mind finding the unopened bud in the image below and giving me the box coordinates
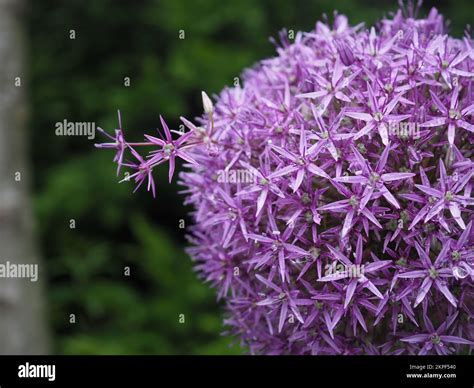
[202,91,213,114]
[335,39,355,66]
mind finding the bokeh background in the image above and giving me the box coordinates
[23,0,472,354]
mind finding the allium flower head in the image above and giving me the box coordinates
[97,3,474,355]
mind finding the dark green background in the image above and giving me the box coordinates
[27,0,473,354]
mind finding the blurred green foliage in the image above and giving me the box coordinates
[27,0,473,354]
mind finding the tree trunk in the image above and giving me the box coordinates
[0,0,50,354]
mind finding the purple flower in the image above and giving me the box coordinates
[318,235,391,309]
[297,60,358,116]
[95,114,197,194]
[413,160,473,230]
[96,5,474,354]
[334,145,415,210]
[120,145,156,197]
[270,127,331,192]
[145,115,198,183]
[345,85,409,145]
[236,158,285,217]
[398,239,458,307]
[95,110,126,175]
[401,312,473,355]
[420,86,474,145]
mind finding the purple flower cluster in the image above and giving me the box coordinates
[96,5,474,354]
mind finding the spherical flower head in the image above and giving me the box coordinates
[180,5,474,355]
[97,4,474,355]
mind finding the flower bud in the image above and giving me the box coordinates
[335,39,355,66]
[201,91,213,114]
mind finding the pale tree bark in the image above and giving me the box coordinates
[0,0,50,354]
